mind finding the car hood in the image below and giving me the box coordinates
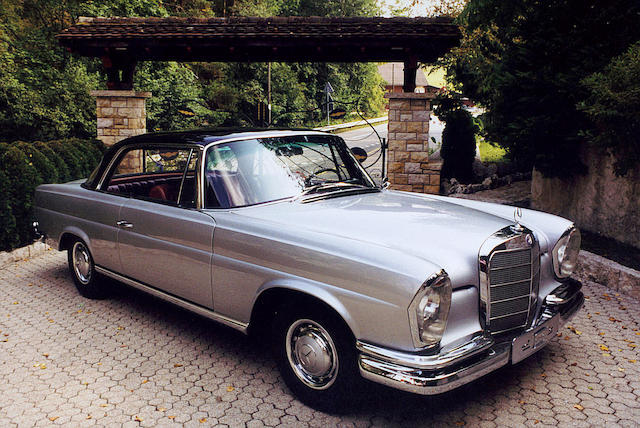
[232,190,520,288]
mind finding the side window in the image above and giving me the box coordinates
[105,146,198,207]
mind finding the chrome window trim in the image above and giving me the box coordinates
[478,226,540,334]
[96,142,204,209]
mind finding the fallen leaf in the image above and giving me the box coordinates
[599,345,610,352]
[48,319,54,323]
[117,326,124,330]
[141,380,148,384]
[168,416,176,420]
[134,416,143,422]
[48,416,59,421]
[534,420,540,425]
[455,422,465,427]
[40,364,47,369]
[629,360,637,364]
[199,418,207,423]
[599,332,605,336]
[574,404,584,411]
[173,364,183,368]
[86,415,92,420]
[100,404,108,408]
[618,367,625,372]
[588,386,594,390]
[541,373,547,378]
[226,386,234,392]
[602,353,611,357]
[42,353,49,358]
[570,362,577,366]
[157,407,166,412]
[518,400,526,404]
[567,326,582,335]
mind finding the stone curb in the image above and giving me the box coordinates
[0,240,50,270]
[576,249,640,300]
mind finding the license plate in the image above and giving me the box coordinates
[511,314,560,364]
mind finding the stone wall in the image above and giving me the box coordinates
[532,144,640,249]
[385,92,441,194]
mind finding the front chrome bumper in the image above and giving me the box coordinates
[357,280,584,395]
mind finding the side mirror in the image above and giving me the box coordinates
[351,146,368,163]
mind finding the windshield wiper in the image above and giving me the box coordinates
[294,181,376,201]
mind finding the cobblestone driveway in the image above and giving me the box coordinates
[1,251,639,427]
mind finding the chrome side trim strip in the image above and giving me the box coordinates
[95,266,249,334]
[356,333,494,371]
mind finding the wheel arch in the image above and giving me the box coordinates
[248,285,358,343]
[59,227,92,252]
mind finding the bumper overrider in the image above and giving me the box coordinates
[357,279,584,395]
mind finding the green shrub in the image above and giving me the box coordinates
[440,109,478,183]
[0,145,42,246]
[0,138,105,251]
[34,141,71,182]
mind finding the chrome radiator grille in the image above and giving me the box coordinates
[488,249,532,333]
[479,227,540,335]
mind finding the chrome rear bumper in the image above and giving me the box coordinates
[357,280,584,395]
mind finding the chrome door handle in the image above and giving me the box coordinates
[116,220,134,229]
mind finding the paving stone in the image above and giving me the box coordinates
[2,251,640,426]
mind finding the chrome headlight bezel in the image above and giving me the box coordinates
[552,226,581,279]
[408,270,452,349]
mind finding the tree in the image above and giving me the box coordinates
[443,0,640,177]
[434,93,477,182]
[580,42,640,176]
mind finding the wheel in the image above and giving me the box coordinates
[273,307,359,411]
[68,239,107,299]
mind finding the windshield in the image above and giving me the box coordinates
[204,135,375,208]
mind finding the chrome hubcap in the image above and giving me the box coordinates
[285,319,338,390]
[72,242,92,285]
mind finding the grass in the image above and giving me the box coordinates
[477,137,507,163]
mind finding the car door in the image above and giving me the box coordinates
[103,145,215,308]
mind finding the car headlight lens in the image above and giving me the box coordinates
[552,227,581,278]
[408,270,452,349]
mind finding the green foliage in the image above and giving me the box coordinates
[435,95,478,183]
[580,42,640,176]
[0,138,105,251]
[444,0,640,177]
[477,137,506,163]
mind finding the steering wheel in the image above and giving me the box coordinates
[305,168,340,185]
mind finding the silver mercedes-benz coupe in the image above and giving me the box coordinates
[34,129,583,407]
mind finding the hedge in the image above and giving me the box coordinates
[0,138,106,252]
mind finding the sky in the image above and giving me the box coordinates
[378,0,440,17]
[378,0,464,17]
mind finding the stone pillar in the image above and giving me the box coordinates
[90,90,151,173]
[90,90,152,147]
[385,92,441,194]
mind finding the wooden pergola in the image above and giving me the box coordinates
[57,16,460,91]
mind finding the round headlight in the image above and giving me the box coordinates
[552,227,581,278]
[408,271,452,348]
